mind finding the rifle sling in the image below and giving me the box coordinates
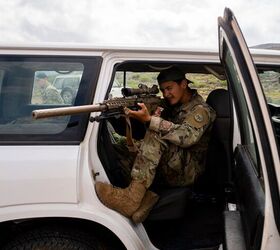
[125,116,138,153]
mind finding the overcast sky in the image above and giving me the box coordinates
[0,0,279,49]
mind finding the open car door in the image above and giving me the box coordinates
[218,7,280,250]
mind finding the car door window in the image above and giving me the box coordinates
[110,71,227,100]
[224,49,259,170]
[0,56,102,144]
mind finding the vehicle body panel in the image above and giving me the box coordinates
[0,146,79,206]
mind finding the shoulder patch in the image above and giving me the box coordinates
[160,120,173,131]
[186,105,210,129]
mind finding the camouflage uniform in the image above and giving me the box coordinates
[129,89,216,188]
[41,84,64,104]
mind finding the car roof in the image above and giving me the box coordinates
[1,42,279,54]
[0,43,279,70]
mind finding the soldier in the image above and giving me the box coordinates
[36,72,64,104]
[95,66,216,223]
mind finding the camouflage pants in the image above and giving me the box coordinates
[114,130,200,189]
[130,130,167,188]
[113,130,166,188]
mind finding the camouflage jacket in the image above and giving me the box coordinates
[148,89,216,186]
[42,84,64,104]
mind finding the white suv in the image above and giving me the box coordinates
[0,8,279,250]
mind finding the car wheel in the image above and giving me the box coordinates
[61,89,73,104]
[3,227,103,250]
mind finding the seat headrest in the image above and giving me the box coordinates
[206,89,230,118]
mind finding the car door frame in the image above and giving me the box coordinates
[218,7,280,250]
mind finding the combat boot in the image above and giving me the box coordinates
[132,190,159,223]
[95,180,146,218]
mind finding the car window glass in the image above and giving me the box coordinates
[53,77,64,89]
[110,71,227,100]
[259,70,280,105]
[32,71,82,105]
[0,56,101,142]
[0,61,83,135]
[188,73,227,100]
[110,72,158,98]
[258,69,280,147]
[224,46,260,174]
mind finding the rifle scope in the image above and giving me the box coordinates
[121,84,159,97]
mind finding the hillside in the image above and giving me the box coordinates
[251,43,280,50]
[116,72,227,100]
[115,70,279,104]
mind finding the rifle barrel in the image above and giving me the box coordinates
[32,104,107,119]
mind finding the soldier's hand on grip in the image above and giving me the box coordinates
[124,103,151,123]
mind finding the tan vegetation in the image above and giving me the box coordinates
[116,72,227,100]
[116,70,280,104]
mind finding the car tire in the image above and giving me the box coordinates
[3,227,104,250]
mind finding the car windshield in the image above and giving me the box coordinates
[53,78,64,89]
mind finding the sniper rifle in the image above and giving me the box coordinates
[32,84,162,121]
